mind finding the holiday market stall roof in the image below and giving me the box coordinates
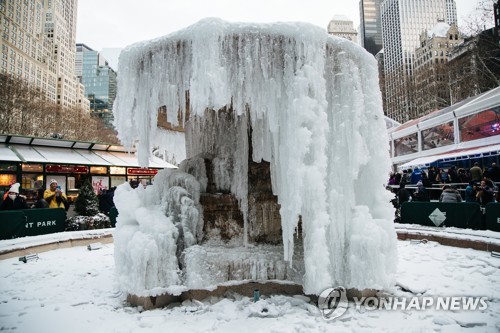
[0,134,177,169]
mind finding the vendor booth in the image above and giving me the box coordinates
[0,135,176,205]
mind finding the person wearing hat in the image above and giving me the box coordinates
[43,179,68,209]
[412,180,429,202]
[0,183,28,210]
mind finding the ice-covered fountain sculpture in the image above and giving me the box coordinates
[113,18,397,307]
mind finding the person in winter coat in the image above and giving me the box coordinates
[487,163,500,182]
[397,182,411,206]
[99,187,115,215]
[470,162,483,182]
[0,183,28,210]
[476,179,495,206]
[410,167,423,184]
[439,185,462,203]
[464,181,477,202]
[436,168,450,184]
[412,181,430,202]
[32,189,49,208]
[44,179,68,209]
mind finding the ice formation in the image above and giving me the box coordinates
[113,18,397,295]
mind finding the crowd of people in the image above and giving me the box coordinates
[388,162,500,209]
[0,179,115,217]
[0,179,70,211]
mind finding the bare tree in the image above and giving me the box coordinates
[459,0,495,36]
[452,0,500,95]
[0,73,119,144]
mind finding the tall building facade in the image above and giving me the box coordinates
[445,0,457,25]
[76,43,117,128]
[1,0,57,101]
[414,22,462,116]
[327,15,358,43]
[381,0,457,123]
[0,0,85,109]
[359,0,384,56]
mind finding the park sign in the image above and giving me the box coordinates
[0,208,66,240]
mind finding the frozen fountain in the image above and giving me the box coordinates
[113,18,397,308]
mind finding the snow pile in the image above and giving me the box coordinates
[114,18,397,294]
[113,169,202,296]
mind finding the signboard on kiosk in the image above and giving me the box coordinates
[46,165,88,173]
[127,168,158,175]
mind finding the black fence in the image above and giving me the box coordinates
[0,208,66,240]
[400,202,500,231]
[0,207,118,240]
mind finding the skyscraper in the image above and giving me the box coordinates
[359,0,384,56]
[381,0,457,123]
[43,0,81,108]
[445,0,457,25]
[1,0,85,108]
[1,0,57,101]
[76,44,117,128]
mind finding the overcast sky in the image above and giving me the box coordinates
[76,0,483,51]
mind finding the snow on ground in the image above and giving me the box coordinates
[395,224,500,246]
[0,238,499,333]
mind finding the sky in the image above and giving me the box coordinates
[1,231,499,332]
[76,0,483,52]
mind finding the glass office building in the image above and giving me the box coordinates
[76,43,117,128]
[359,0,384,56]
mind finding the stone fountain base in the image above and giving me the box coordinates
[125,242,376,309]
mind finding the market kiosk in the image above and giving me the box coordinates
[0,135,176,206]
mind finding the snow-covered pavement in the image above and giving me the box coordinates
[0,239,499,333]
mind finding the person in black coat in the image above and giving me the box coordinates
[32,189,49,208]
[412,181,430,202]
[99,187,116,215]
[476,179,495,206]
[397,182,411,206]
[0,183,28,210]
[488,163,500,182]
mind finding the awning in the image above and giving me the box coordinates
[398,143,500,169]
[10,144,48,163]
[1,145,177,169]
[92,151,177,168]
[92,151,129,167]
[16,146,109,166]
[0,144,21,162]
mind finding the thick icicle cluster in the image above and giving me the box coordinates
[114,18,397,294]
[113,169,202,296]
